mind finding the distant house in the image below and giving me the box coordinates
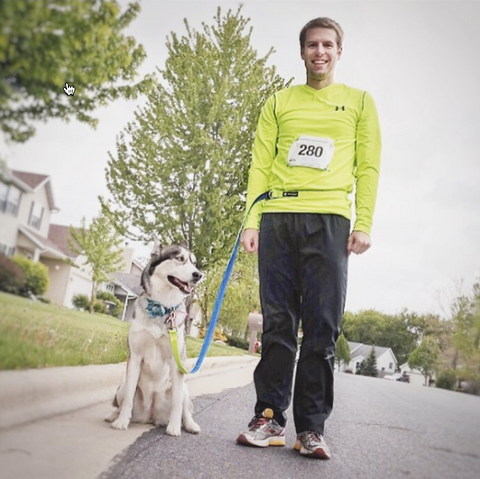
[0,170,93,306]
[0,168,145,315]
[1,169,59,259]
[337,342,398,377]
[107,248,145,321]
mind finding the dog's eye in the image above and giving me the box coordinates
[176,256,185,262]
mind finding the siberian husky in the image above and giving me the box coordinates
[106,239,203,436]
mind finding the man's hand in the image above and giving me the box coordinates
[347,231,371,256]
[241,228,259,253]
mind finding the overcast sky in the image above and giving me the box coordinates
[3,0,480,318]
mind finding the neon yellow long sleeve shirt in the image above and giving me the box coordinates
[244,83,382,235]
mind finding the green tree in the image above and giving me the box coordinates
[408,336,440,386]
[360,346,379,378]
[342,310,387,346]
[379,310,418,365]
[101,7,290,267]
[0,0,152,142]
[335,333,351,371]
[450,280,480,388]
[197,251,260,336]
[343,308,449,367]
[68,214,125,312]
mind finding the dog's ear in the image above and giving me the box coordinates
[179,238,189,250]
[152,235,162,256]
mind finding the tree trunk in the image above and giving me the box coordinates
[90,281,97,314]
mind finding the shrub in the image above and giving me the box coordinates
[72,293,91,311]
[12,255,49,296]
[436,369,456,391]
[96,291,123,317]
[226,335,249,351]
[93,300,107,314]
[72,292,122,316]
[0,253,25,295]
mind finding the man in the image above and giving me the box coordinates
[236,17,381,459]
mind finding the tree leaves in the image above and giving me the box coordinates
[68,213,125,307]
[0,0,153,142]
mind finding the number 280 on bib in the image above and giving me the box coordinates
[287,136,335,171]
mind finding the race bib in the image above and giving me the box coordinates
[287,136,335,170]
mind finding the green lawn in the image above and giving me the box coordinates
[0,292,248,370]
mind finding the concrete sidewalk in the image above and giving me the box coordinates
[0,355,259,479]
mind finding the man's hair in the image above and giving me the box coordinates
[299,17,344,49]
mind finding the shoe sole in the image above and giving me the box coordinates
[237,434,286,448]
[294,441,331,459]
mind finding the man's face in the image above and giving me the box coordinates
[301,27,342,85]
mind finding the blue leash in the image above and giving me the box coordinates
[180,191,269,374]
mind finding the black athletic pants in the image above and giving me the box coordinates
[253,213,350,435]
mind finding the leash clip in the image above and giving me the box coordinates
[165,311,177,329]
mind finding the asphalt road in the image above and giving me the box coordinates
[99,373,480,479]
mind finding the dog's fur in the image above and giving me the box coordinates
[105,239,202,436]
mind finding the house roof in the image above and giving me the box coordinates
[12,171,49,189]
[348,342,363,355]
[18,226,68,260]
[48,224,78,258]
[11,170,58,212]
[111,272,144,296]
[348,341,398,363]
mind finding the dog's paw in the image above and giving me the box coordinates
[166,423,182,436]
[111,417,130,430]
[184,420,201,434]
[104,410,119,423]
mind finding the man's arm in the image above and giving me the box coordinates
[243,94,278,232]
[349,91,382,254]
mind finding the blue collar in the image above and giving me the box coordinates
[145,299,180,318]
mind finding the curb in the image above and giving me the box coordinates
[0,355,259,431]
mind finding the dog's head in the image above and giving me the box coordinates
[141,239,203,304]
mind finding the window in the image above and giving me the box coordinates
[0,181,21,216]
[389,362,393,370]
[28,201,44,230]
[0,243,15,257]
[0,182,7,210]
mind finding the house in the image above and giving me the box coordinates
[0,169,94,306]
[0,168,145,315]
[337,341,398,377]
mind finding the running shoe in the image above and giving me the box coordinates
[294,430,331,459]
[236,408,286,447]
